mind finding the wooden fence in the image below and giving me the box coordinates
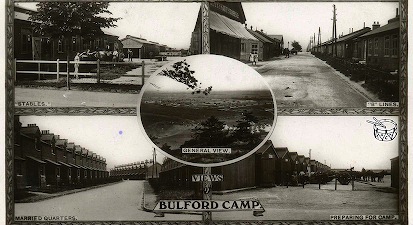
[15,59,151,88]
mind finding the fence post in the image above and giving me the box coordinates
[56,59,60,81]
[14,59,16,82]
[97,59,100,84]
[38,62,41,80]
[141,61,145,86]
[67,57,70,90]
[351,178,354,191]
[335,178,337,190]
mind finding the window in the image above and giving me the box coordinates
[241,43,246,52]
[251,44,258,54]
[84,170,87,178]
[368,39,373,56]
[77,169,80,177]
[35,138,40,151]
[72,37,77,52]
[56,167,60,177]
[384,36,390,57]
[374,38,379,56]
[58,39,64,53]
[392,34,398,57]
[68,169,71,177]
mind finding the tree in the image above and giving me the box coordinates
[232,111,261,147]
[158,60,212,95]
[181,116,229,147]
[291,41,302,52]
[29,2,119,88]
[29,2,119,40]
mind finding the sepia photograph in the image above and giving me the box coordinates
[139,54,276,165]
[12,1,400,108]
[11,116,399,222]
[4,0,407,224]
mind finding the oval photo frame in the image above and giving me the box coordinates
[137,54,277,167]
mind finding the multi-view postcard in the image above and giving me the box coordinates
[4,0,407,224]
[12,1,401,108]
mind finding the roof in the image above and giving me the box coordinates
[66,143,75,149]
[121,35,157,47]
[209,11,257,41]
[55,139,67,146]
[82,148,88,155]
[247,29,273,43]
[274,147,289,159]
[27,156,46,164]
[256,30,281,43]
[44,159,61,166]
[74,145,82,153]
[336,27,371,43]
[289,152,298,161]
[256,140,274,154]
[268,35,283,42]
[298,155,305,163]
[40,133,54,142]
[102,30,119,38]
[360,20,399,38]
[20,126,40,135]
[58,161,72,167]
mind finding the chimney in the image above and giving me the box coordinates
[55,135,60,139]
[245,23,247,28]
[260,29,263,32]
[372,21,380,30]
[250,26,253,30]
[352,28,353,32]
[396,8,399,17]
[363,22,365,28]
[41,130,49,134]
[28,124,36,127]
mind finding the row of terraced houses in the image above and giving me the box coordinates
[159,140,330,192]
[14,116,110,191]
[109,160,162,180]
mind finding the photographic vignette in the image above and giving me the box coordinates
[5,0,408,224]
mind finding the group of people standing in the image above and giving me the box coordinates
[73,48,134,79]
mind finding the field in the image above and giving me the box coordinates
[140,90,275,163]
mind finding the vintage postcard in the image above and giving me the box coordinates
[4,0,408,224]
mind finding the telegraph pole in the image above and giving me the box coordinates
[318,27,321,51]
[332,4,337,57]
[308,149,312,176]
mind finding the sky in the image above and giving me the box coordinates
[17,2,398,50]
[19,115,398,171]
[145,54,270,92]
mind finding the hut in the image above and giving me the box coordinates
[120,35,161,59]
[189,2,257,60]
[255,140,278,187]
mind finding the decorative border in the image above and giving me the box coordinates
[14,107,400,115]
[5,1,407,225]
